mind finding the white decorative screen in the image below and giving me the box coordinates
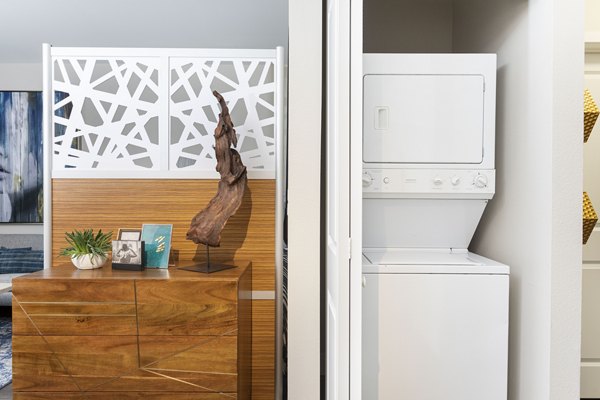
[49,48,282,179]
[53,57,163,171]
[170,58,276,171]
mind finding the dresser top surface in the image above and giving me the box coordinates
[15,260,250,282]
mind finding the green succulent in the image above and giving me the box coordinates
[59,229,113,258]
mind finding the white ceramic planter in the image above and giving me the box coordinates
[71,254,108,270]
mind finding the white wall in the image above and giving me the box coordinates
[454,1,583,399]
[0,64,42,90]
[585,0,600,33]
[0,0,288,63]
[363,0,453,53]
[0,2,288,87]
[287,0,321,399]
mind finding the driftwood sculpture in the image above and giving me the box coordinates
[186,90,247,247]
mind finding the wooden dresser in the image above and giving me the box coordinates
[11,262,251,400]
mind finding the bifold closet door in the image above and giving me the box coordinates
[325,0,351,398]
[325,0,362,398]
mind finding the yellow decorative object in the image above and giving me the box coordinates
[583,192,598,245]
[584,89,599,143]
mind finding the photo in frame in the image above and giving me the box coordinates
[117,228,142,241]
[112,240,144,271]
[141,224,172,268]
[0,91,43,222]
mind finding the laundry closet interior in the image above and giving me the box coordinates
[325,0,582,399]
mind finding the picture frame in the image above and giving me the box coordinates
[117,228,142,241]
[112,240,144,271]
[141,224,173,269]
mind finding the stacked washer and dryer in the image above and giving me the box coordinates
[361,54,509,399]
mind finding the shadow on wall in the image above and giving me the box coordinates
[192,185,252,263]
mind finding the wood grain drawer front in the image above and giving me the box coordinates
[72,368,236,393]
[11,267,251,398]
[13,392,237,399]
[139,335,238,392]
[136,280,239,335]
[12,280,135,303]
[12,302,137,336]
[13,335,139,392]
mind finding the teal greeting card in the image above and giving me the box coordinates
[141,224,173,268]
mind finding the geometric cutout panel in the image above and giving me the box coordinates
[170,58,277,172]
[50,49,281,178]
[53,57,162,170]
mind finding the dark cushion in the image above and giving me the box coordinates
[0,247,32,252]
[0,249,43,274]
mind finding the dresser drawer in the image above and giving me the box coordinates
[12,279,134,303]
[12,335,139,392]
[13,392,236,399]
[12,279,136,336]
[138,335,238,392]
[136,280,238,335]
[12,301,137,336]
[11,263,251,398]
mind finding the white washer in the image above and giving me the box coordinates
[362,248,509,400]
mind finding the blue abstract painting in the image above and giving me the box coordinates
[0,92,43,223]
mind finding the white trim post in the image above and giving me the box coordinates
[42,43,52,269]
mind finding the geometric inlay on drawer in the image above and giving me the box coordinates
[136,280,238,336]
[12,335,79,392]
[43,335,139,392]
[13,296,137,336]
[11,300,39,336]
[11,280,135,303]
[139,335,238,393]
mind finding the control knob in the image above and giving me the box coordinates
[363,171,373,188]
[433,177,443,186]
[473,174,488,188]
[451,176,461,186]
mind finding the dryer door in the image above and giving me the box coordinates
[363,74,485,164]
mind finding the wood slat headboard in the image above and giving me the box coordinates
[52,179,275,290]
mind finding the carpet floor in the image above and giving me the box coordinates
[0,317,11,390]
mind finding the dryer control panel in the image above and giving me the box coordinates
[363,168,495,198]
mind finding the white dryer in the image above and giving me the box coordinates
[362,54,509,400]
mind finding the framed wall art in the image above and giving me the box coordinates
[0,91,43,223]
[141,224,172,268]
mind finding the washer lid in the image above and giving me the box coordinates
[362,248,510,274]
[363,248,482,266]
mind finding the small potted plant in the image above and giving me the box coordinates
[59,229,112,270]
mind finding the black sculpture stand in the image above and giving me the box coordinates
[178,244,236,274]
